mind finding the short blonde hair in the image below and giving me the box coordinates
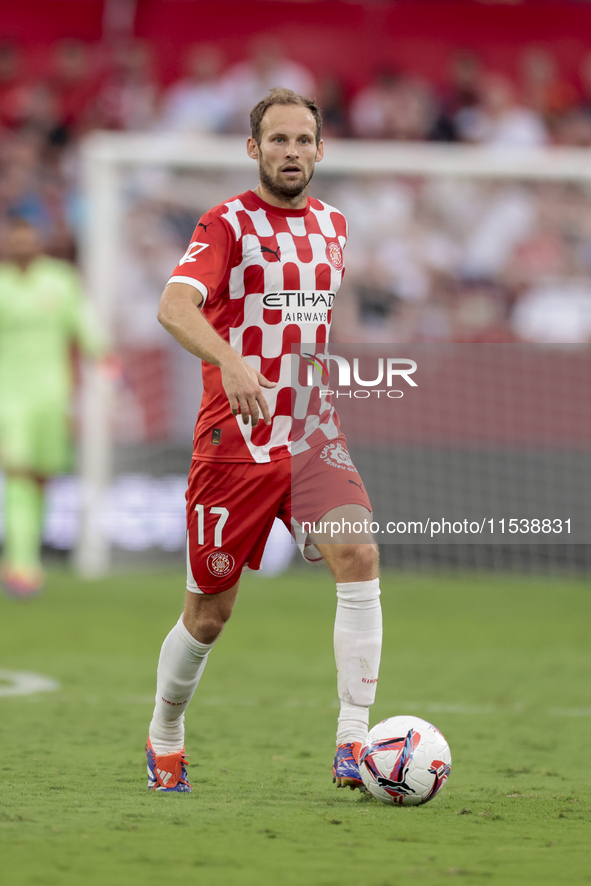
[250,87,322,146]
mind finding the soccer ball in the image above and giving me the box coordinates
[359,715,451,806]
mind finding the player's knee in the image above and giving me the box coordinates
[183,603,233,645]
[185,613,228,644]
[333,542,379,580]
[199,619,226,645]
[354,542,379,577]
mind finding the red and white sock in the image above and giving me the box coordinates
[334,578,382,746]
[149,616,215,755]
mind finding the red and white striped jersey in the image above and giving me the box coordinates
[168,189,345,463]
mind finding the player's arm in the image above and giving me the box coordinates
[157,282,275,427]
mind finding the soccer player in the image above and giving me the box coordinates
[0,218,100,597]
[146,88,382,793]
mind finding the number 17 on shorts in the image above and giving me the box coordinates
[185,458,291,594]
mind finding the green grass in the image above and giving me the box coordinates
[1,567,591,886]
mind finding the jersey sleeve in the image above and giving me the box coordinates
[167,211,236,305]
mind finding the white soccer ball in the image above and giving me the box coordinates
[359,715,451,806]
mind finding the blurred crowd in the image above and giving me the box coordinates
[326,176,591,345]
[5,35,591,146]
[3,33,591,373]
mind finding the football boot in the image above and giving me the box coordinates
[146,736,192,792]
[332,741,366,790]
[0,565,44,599]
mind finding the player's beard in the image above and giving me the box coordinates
[258,157,315,202]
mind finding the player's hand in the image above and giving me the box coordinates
[221,356,276,427]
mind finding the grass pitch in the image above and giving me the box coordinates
[1,566,590,886]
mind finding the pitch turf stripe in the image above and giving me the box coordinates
[4,683,589,718]
[548,706,591,717]
[115,695,591,718]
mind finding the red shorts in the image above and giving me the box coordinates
[185,437,371,594]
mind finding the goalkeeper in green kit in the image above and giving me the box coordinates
[0,218,101,597]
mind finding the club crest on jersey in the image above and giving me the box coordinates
[326,241,343,270]
[207,551,235,577]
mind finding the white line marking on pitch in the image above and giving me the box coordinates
[0,669,60,698]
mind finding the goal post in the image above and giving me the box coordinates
[75,140,121,576]
[75,134,591,576]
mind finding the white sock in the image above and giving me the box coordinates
[337,701,370,745]
[334,578,382,745]
[149,615,215,754]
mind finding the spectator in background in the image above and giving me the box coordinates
[451,281,518,343]
[350,69,399,138]
[0,41,31,130]
[553,107,591,146]
[553,53,591,144]
[445,50,483,117]
[0,218,102,597]
[578,51,591,118]
[11,82,60,146]
[521,46,577,135]
[157,44,231,134]
[222,37,315,133]
[461,185,536,280]
[0,138,52,232]
[456,72,548,146]
[432,49,483,141]
[511,279,591,343]
[92,40,158,131]
[315,75,348,138]
[350,69,436,140]
[560,50,591,146]
[48,40,98,143]
[0,42,74,146]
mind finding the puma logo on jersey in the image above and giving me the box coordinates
[198,222,212,232]
[348,479,363,490]
[260,245,281,262]
[179,241,209,264]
